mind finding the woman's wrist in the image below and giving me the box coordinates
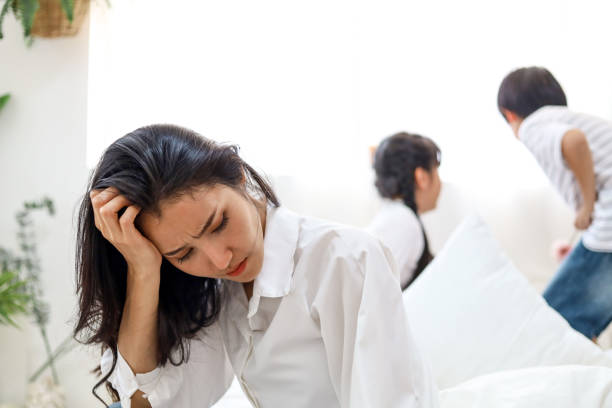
[127,263,161,282]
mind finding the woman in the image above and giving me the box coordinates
[368,132,441,290]
[74,124,438,407]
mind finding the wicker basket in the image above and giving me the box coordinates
[31,0,90,38]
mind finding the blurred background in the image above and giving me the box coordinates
[1,0,612,406]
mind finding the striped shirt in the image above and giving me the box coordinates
[519,106,612,251]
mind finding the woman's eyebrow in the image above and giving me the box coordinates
[163,207,217,256]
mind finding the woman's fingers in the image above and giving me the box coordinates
[90,187,119,208]
[90,188,134,240]
[99,195,133,240]
[89,189,161,273]
[91,188,118,231]
[119,205,162,272]
[119,205,142,236]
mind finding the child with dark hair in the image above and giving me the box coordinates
[498,66,612,341]
[367,132,441,290]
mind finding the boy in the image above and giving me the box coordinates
[498,66,612,341]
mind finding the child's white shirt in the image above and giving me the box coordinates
[101,206,439,408]
[519,106,612,251]
[367,199,425,288]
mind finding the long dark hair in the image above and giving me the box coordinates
[497,66,567,120]
[73,124,279,405]
[373,132,440,290]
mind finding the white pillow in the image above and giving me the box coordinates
[403,214,612,389]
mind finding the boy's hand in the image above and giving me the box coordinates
[551,240,572,263]
[574,204,593,230]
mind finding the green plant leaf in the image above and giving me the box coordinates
[17,0,39,38]
[0,0,13,40]
[0,93,10,112]
[0,270,31,328]
[0,308,18,327]
[0,270,16,286]
[60,0,74,22]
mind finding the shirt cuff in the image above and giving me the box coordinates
[101,347,162,406]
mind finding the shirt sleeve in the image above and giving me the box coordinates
[100,321,234,408]
[311,233,439,408]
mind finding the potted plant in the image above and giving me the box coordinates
[0,0,91,42]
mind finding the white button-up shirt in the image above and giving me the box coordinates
[102,206,439,408]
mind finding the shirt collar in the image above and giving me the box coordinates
[247,205,300,318]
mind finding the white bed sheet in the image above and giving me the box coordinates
[440,365,612,408]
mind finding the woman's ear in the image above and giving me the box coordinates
[414,167,430,191]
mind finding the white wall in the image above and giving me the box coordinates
[0,14,99,407]
[84,1,612,289]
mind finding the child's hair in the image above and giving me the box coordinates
[497,66,567,120]
[373,132,440,289]
[73,124,279,405]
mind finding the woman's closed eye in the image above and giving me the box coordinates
[177,215,228,264]
[177,248,193,264]
[213,214,229,233]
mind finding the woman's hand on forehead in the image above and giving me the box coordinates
[90,187,162,279]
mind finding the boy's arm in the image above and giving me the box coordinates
[561,129,596,229]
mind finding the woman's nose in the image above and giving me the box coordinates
[202,241,232,271]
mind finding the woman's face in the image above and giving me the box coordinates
[139,184,265,283]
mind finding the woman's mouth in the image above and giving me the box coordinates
[227,258,247,277]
